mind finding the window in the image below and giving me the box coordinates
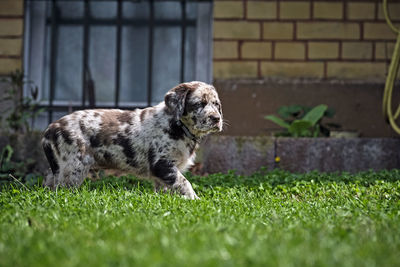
[24,0,213,127]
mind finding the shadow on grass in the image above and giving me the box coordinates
[188,168,400,188]
[1,168,400,192]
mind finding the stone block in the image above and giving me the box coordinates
[214,1,243,19]
[375,42,395,59]
[0,0,23,16]
[213,61,258,79]
[0,132,48,175]
[263,22,293,40]
[364,23,397,40]
[214,21,260,39]
[247,1,277,20]
[280,1,310,19]
[347,2,375,20]
[314,2,343,20]
[214,41,238,59]
[308,42,339,59]
[241,42,271,59]
[378,3,400,20]
[297,22,360,40]
[0,58,21,75]
[0,38,22,56]
[342,42,373,60]
[275,42,306,60]
[201,136,275,175]
[276,138,400,173]
[0,19,23,36]
[200,136,400,174]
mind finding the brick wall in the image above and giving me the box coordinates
[0,0,23,76]
[213,0,399,80]
[0,0,397,81]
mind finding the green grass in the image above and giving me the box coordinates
[1,169,400,267]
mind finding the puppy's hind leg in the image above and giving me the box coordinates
[42,141,60,190]
[154,180,168,193]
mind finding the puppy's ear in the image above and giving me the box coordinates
[164,83,193,121]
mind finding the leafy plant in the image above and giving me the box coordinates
[0,144,39,185]
[0,70,45,133]
[265,104,340,137]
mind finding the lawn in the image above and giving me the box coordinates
[1,169,400,267]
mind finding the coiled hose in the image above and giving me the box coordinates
[382,0,400,134]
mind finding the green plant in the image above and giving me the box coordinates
[0,144,38,185]
[265,104,340,137]
[0,70,45,133]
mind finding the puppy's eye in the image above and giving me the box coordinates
[214,102,222,113]
[192,102,204,110]
[197,102,207,109]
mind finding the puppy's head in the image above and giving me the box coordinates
[164,81,223,136]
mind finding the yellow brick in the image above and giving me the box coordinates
[261,62,324,78]
[364,23,397,40]
[275,42,305,60]
[0,19,23,36]
[378,3,400,20]
[308,42,339,59]
[280,2,310,19]
[214,21,260,39]
[214,1,243,19]
[314,2,343,20]
[213,61,258,79]
[342,42,372,60]
[0,58,21,75]
[263,22,293,40]
[0,38,22,56]
[0,0,23,16]
[213,41,238,59]
[327,62,386,80]
[375,42,395,59]
[297,22,360,40]
[247,1,277,20]
[241,42,271,59]
[347,3,375,20]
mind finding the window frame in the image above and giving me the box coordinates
[23,0,213,125]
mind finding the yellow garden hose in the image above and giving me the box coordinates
[382,0,400,134]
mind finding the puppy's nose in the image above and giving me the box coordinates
[209,114,220,124]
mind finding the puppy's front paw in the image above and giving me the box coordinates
[182,192,200,200]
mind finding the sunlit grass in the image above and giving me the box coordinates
[1,169,400,267]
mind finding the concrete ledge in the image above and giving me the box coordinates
[201,136,275,175]
[200,136,400,174]
[1,132,399,176]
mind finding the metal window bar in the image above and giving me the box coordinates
[43,0,200,123]
[180,0,186,83]
[82,0,89,108]
[114,0,122,107]
[48,0,59,124]
[147,0,154,107]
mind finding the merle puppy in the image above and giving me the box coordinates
[41,81,223,199]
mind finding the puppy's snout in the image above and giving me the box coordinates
[209,114,220,124]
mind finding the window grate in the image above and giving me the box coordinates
[24,0,212,126]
